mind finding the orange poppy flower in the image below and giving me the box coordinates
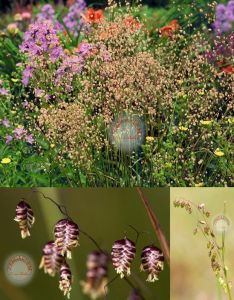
[159,19,179,37]
[84,8,104,24]
[222,65,234,73]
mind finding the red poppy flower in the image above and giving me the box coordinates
[159,19,179,37]
[84,8,104,24]
[222,65,234,73]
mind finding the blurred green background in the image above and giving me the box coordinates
[0,188,170,300]
[171,188,234,300]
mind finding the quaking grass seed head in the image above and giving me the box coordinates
[54,218,80,259]
[140,245,164,282]
[59,262,72,299]
[39,241,64,277]
[111,238,136,278]
[80,250,109,299]
[14,200,35,239]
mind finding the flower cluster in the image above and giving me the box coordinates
[63,0,86,36]
[36,4,63,32]
[37,102,103,169]
[20,20,64,86]
[1,120,34,145]
[80,251,109,299]
[14,200,35,239]
[0,79,9,96]
[213,1,234,33]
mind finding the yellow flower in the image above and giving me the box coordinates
[1,158,11,164]
[50,144,55,148]
[227,117,234,124]
[195,182,204,187]
[200,120,212,125]
[179,126,188,131]
[146,136,154,143]
[214,148,224,157]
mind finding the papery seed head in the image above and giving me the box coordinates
[140,245,164,282]
[80,251,109,299]
[111,238,136,279]
[54,219,80,259]
[39,241,64,276]
[59,262,72,299]
[14,200,35,239]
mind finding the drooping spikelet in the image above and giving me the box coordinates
[39,241,64,276]
[111,238,136,279]
[128,289,142,300]
[80,250,109,299]
[140,245,164,282]
[59,262,72,299]
[54,219,79,259]
[14,200,35,239]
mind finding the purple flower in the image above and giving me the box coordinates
[0,88,9,96]
[22,66,34,86]
[213,1,234,33]
[25,134,34,144]
[22,100,29,108]
[77,42,93,56]
[63,0,86,36]
[36,4,63,32]
[20,20,64,62]
[2,118,10,127]
[5,135,13,144]
[14,127,27,140]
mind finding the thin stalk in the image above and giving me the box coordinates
[136,187,170,266]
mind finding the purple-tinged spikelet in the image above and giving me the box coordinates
[111,238,136,279]
[59,262,72,299]
[39,241,64,276]
[14,200,35,239]
[140,245,164,282]
[128,289,142,300]
[54,219,79,259]
[80,251,109,299]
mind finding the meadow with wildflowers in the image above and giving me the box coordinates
[0,0,233,187]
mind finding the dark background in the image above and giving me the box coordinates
[0,0,169,12]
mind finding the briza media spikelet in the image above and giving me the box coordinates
[14,200,35,239]
[54,218,80,259]
[59,262,72,299]
[111,238,136,278]
[140,245,164,282]
[39,241,64,276]
[80,250,109,299]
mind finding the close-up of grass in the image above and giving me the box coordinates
[0,188,170,300]
[0,0,233,187]
[171,188,234,300]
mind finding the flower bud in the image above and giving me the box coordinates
[111,238,136,279]
[39,241,64,276]
[140,245,164,282]
[54,219,79,259]
[14,200,35,239]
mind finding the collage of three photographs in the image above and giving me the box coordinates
[0,0,233,299]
